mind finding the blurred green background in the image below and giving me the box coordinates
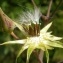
[0,0,63,63]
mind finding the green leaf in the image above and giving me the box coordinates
[38,42,54,51]
[45,34,62,41]
[16,43,29,61]
[40,22,52,33]
[0,39,26,45]
[51,36,62,41]
[47,41,63,48]
[27,44,36,63]
[38,43,46,51]
[45,49,49,63]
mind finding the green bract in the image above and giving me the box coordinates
[0,22,63,63]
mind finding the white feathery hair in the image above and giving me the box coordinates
[19,8,41,25]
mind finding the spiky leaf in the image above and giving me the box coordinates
[27,44,36,63]
[47,41,63,48]
[40,22,52,33]
[16,43,29,59]
[0,39,26,45]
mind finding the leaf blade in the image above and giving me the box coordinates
[45,49,49,63]
[0,39,26,45]
[47,41,63,48]
[40,22,52,33]
[27,44,36,63]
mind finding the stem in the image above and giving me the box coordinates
[31,0,37,8]
[33,51,42,63]
[51,0,63,19]
[47,0,53,18]
[38,50,44,63]
[41,0,53,25]
[11,32,19,40]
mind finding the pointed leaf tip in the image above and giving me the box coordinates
[27,45,36,63]
[17,44,28,59]
[0,40,25,46]
[40,22,52,33]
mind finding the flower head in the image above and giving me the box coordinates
[0,8,63,63]
[1,22,63,63]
